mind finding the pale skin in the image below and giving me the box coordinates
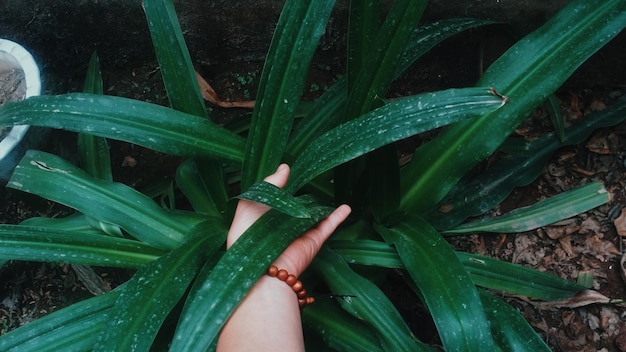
[216,164,352,352]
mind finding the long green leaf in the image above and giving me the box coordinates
[458,252,585,301]
[394,18,496,78]
[331,239,586,301]
[401,0,626,212]
[287,88,506,192]
[347,0,381,92]
[428,97,626,230]
[303,301,384,352]
[78,52,111,181]
[445,182,609,234]
[20,213,109,236]
[0,94,245,162]
[8,151,204,250]
[77,131,112,181]
[94,223,225,351]
[142,0,207,117]
[78,52,123,238]
[545,95,565,142]
[330,239,404,268]
[313,246,429,351]
[82,52,104,96]
[236,180,311,218]
[0,225,164,268]
[286,77,347,162]
[143,0,233,225]
[346,0,428,120]
[241,0,336,190]
[337,0,427,203]
[479,291,551,351]
[376,216,495,351]
[0,290,120,351]
[287,18,495,162]
[175,159,229,218]
[171,206,331,351]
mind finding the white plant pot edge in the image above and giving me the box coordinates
[0,38,41,160]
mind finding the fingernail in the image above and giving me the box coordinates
[277,163,288,172]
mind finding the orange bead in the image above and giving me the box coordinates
[267,265,278,277]
[277,269,289,281]
[267,266,315,309]
[291,280,303,292]
[285,274,298,286]
[298,297,315,308]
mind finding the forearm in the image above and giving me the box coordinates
[216,275,305,352]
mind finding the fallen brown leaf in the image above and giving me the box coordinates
[545,225,579,240]
[613,208,626,237]
[583,234,620,258]
[195,70,255,108]
[586,131,618,154]
[536,290,624,310]
[619,253,626,282]
[558,235,574,257]
[579,217,602,235]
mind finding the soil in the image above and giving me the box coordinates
[1,12,626,352]
[0,54,26,140]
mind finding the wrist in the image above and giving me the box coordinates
[266,265,314,309]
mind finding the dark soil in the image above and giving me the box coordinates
[1,9,626,351]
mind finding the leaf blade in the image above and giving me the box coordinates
[0,94,246,162]
[95,223,225,351]
[236,180,311,218]
[427,97,626,230]
[445,182,609,234]
[0,225,164,268]
[376,216,496,351]
[241,0,336,189]
[8,151,204,250]
[288,87,505,192]
[400,0,626,212]
[142,0,207,117]
[313,246,429,351]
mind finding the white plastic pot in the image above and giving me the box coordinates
[0,39,41,181]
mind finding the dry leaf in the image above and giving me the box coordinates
[558,235,574,257]
[583,234,620,258]
[536,290,623,310]
[562,309,586,337]
[619,253,626,282]
[586,131,618,154]
[195,70,255,109]
[613,208,626,237]
[545,224,579,240]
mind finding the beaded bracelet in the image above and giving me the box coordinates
[267,265,315,309]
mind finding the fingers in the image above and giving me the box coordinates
[309,204,352,244]
[274,204,351,276]
[227,164,291,248]
[226,163,351,276]
[263,163,289,189]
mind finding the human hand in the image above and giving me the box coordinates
[227,164,351,276]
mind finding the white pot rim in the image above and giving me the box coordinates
[0,38,41,160]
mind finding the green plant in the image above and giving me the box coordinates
[0,0,625,350]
